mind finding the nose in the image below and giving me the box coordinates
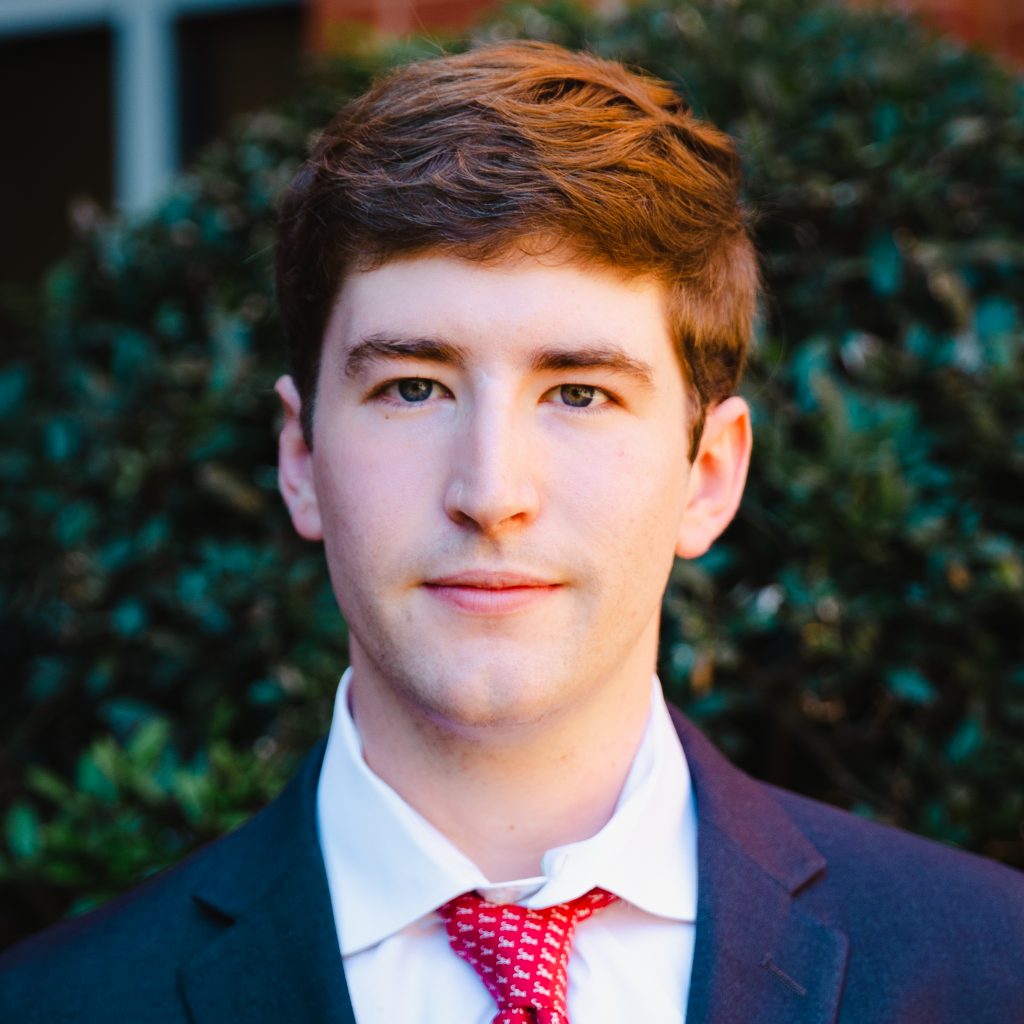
[443,398,540,536]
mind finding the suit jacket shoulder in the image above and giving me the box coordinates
[669,708,1024,1023]
[3,712,1022,1024]
[771,783,1024,1016]
[0,741,353,1024]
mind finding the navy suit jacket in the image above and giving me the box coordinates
[2,708,1022,1022]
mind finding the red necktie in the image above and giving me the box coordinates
[437,888,618,1024]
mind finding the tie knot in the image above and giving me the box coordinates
[438,888,617,1024]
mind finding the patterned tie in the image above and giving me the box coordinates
[437,888,618,1024]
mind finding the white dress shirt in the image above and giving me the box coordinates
[316,669,697,1023]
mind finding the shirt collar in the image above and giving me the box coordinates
[316,669,697,956]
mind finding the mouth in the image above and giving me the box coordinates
[422,571,562,615]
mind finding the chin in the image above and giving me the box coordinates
[398,658,580,736]
[348,620,602,735]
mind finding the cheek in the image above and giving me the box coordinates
[331,411,450,484]
[312,453,387,566]
[313,427,446,571]
[562,435,689,545]
[316,415,432,507]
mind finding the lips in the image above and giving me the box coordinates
[426,570,558,588]
[422,571,561,614]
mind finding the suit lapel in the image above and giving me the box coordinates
[179,743,357,1024]
[174,707,848,1024]
[672,711,849,1024]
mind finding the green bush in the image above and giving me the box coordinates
[2,0,1022,948]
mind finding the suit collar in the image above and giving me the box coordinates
[180,741,357,1024]
[177,708,848,1024]
[670,710,827,895]
[671,708,849,1023]
[318,670,698,957]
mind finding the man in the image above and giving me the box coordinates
[1,40,1022,1024]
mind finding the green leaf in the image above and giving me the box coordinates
[0,362,31,413]
[947,720,982,764]
[6,804,41,862]
[868,231,903,297]
[886,668,937,706]
[128,718,171,767]
[111,599,147,637]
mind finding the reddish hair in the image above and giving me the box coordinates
[275,40,758,456]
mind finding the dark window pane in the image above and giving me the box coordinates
[0,28,114,289]
[177,5,304,166]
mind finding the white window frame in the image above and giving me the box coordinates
[1,0,301,212]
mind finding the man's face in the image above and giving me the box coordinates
[278,251,747,735]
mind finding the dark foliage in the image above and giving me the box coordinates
[2,0,1022,949]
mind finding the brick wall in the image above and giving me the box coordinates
[307,0,1024,67]
[853,0,1023,67]
[308,0,492,43]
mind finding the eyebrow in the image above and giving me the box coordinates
[531,346,656,391]
[344,334,467,377]
[343,333,656,390]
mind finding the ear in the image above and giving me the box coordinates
[675,395,752,559]
[275,374,324,541]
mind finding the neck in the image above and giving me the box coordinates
[348,658,653,881]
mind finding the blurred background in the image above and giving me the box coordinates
[2,0,1023,949]
[2,0,1022,291]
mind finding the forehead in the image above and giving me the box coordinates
[325,251,677,369]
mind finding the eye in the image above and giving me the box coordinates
[555,384,610,409]
[369,377,452,407]
[396,378,435,402]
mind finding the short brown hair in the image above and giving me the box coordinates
[275,40,758,456]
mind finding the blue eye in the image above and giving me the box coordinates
[397,378,435,402]
[560,384,598,408]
